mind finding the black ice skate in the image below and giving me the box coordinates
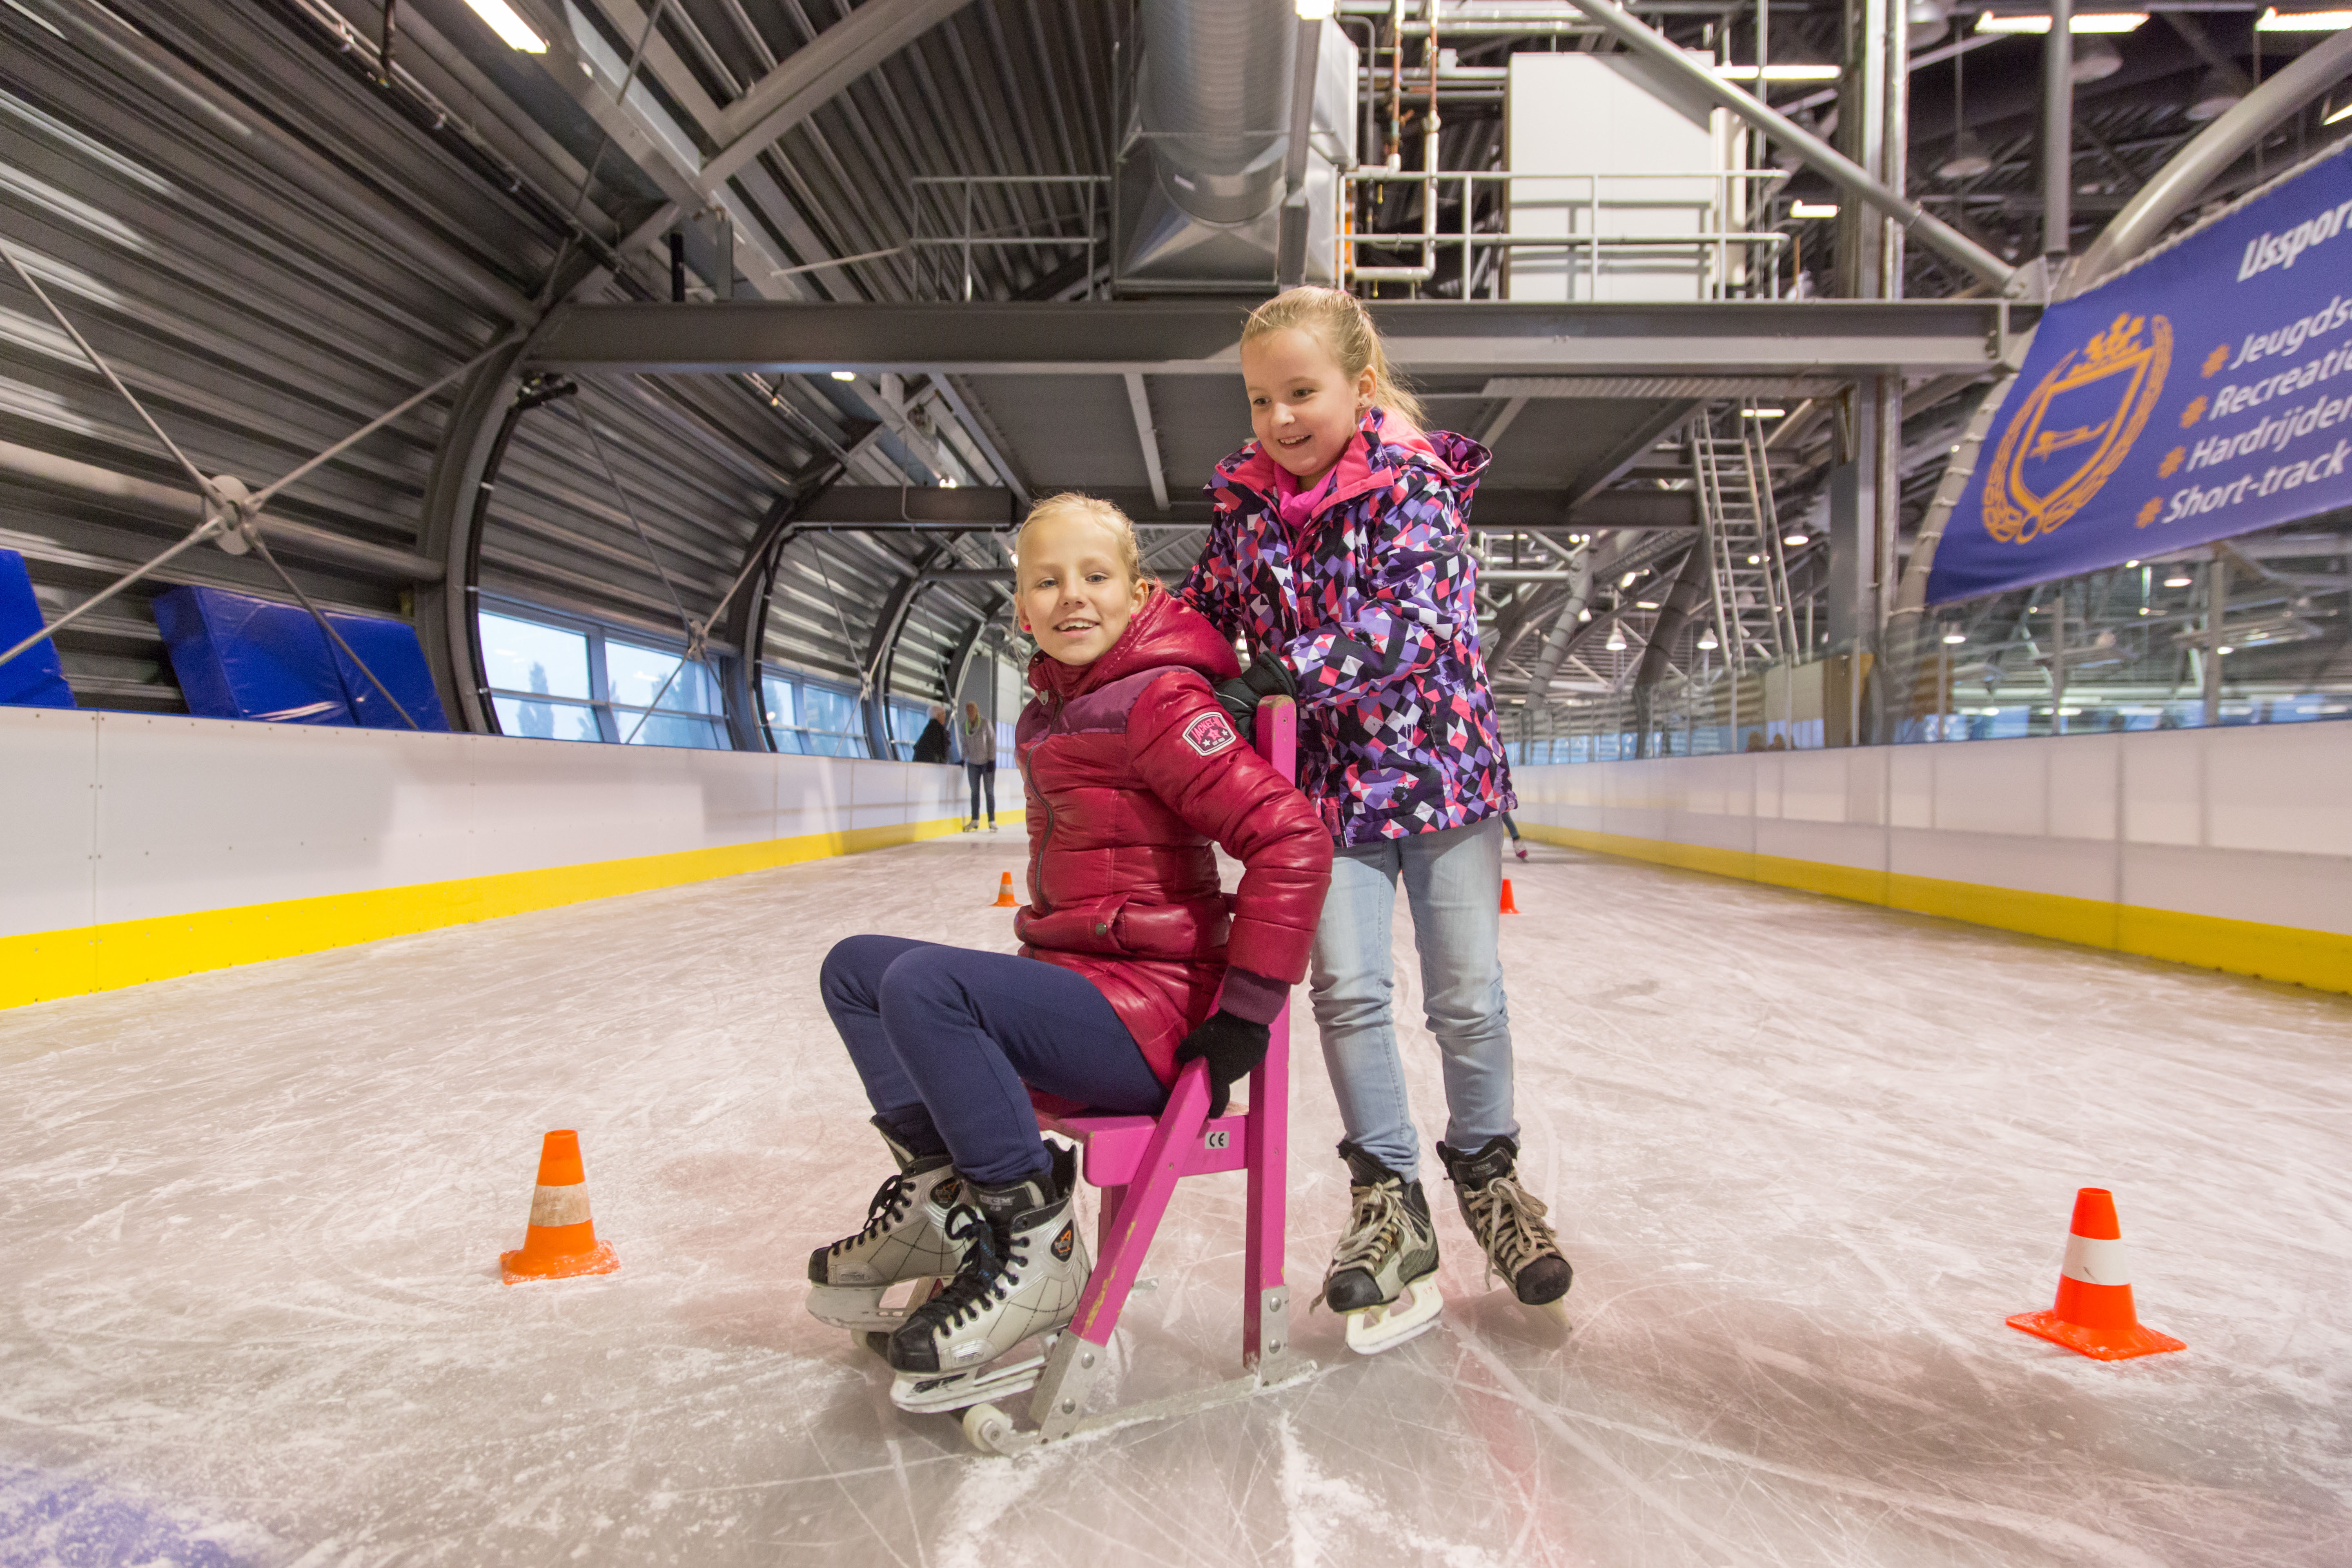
[804,1124,970,1343]
[1437,1135,1572,1323]
[886,1142,1088,1414]
[1323,1140,1443,1355]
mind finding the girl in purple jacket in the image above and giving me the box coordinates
[1179,286,1571,1351]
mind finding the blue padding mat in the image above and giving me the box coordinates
[0,548,76,710]
[152,585,449,730]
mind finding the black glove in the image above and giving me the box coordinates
[1212,653,1298,745]
[1173,1009,1271,1120]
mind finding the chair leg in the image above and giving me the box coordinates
[1095,1183,1127,1261]
[1244,1002,1292,1368]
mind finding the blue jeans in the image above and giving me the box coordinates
[819,935,1164,1185]
[1309,817,1516,1179]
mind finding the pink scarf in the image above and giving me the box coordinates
[1272,462,1339,537]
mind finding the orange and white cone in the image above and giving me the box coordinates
[991,872,1018,908]
[2006,1187,2183,1361]
[1499,878,1521,915]
[500,1130,619,1284]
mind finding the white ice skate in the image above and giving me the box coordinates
[886,1145,1088,1412]
[805,1133,969,1337]
[1324,1141,1445,1356]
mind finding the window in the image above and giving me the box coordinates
[477,603,731,749]
[888,698,933,760]
[759,666,869,756]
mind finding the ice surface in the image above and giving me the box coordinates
[2,833,2349,1566]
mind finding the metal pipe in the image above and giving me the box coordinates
[2069,28,2352,292]
[2043,0,2072,263]
[1555,0,2020,294]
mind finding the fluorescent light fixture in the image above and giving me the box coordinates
[2165,573,2194,587]
[1745,406,1788,418]
[461,0,548,51]
[1943,631,1968,644]
[1790,200,1840,218]
[2329,101,2352,124]
[1715,63,1843,80]
[2125,559,2140,568]
[1635,599,1661,610]
[1974,11,2147,31]
[2217,644,2235,655]
[1746,553,1762,564]
[830,370,858,381]
[2256,7,2352,29]
[1620,571,1640,588]
[1294,0,1335,17]
[1783,533,1809,546]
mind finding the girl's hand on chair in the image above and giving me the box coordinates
[1175,1010,1271,1119]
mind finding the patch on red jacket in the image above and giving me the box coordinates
[1182,710,1239,757]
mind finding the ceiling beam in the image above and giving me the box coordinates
[702,0,980,188]
[526,300,2032,379]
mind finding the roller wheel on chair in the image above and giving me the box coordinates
[963,1402,1013,1454]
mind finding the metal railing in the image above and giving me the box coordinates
[907,176,1109,301]
[1343,164,1791,297]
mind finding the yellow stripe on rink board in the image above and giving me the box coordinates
[1519,822,2352,998]
[0,811,1021,1012]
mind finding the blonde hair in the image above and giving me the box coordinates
[1241,285,1425,429]
[1012,492,1145,584]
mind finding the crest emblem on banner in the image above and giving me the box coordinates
[1981,311,2173,546]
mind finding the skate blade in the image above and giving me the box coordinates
[891,1335,1058,1415]
[805,1279,939,1332]
[1345,1279,1444,1355]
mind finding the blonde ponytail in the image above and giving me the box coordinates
[1240,286,1425,429]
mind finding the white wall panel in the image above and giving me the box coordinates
[2,712,977,940]
[1518,721,2352,938]
[0,706,97,937]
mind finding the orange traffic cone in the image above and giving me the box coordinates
[500,1130,619,1284]
[2007,1188,2183,1361]
[992,872,1018,908]
[1499,878,1521,915]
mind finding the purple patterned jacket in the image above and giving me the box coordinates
[1177,408,1517,847]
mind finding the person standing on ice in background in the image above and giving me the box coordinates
[1178,285,1571,1350]
[959,699,997,831]
[807,494,1331,1410]
[911,703,952,764]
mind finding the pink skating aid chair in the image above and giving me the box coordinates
[956,696,1314,1454]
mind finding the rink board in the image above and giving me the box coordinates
[0,706,1011,1010]
[1515,721,2352,995]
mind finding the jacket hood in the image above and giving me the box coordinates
[1212,406,1490,513]
[1027,587,1241,702]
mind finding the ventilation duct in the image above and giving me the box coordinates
[1118,0,1357,291]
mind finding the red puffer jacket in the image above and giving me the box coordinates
[1014,591,1333,1087]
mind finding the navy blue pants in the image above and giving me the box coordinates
[819,935,1165,1185]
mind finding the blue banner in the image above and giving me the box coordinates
[1930,143,2352,605]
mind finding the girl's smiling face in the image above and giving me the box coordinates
[1242,326,1375,484]
[1016,510,1149,666]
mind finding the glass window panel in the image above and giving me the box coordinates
[616,712,725,748]
[492,695,603,743]
[760,675,804,753]
[606,641,719,713]
[479,612,590,701]
[801,684,861,736]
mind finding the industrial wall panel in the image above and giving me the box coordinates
[0,706,97,937]
[1887,827,2116,906]
[1771,751,1851,824]
[2123,841,2352,936]
[1923,738,2050,838]
[2121,733,2204,848]
[1753,817,1882,873]
[1886,744,1934,831]
[2195,722,2352,857]
[2044,734,2121,843]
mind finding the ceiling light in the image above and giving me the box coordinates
[1577,608,1592,622]
[1620,571,1640,588]
[830,370,858,381]
[2256,7,2352,29]
[2329,101,2352,125]
[1784,533,1809,546]
[1636,599,1660,609]
[2072,35,2123,80]
[1909,0,1954,45]
[1975,12,2147,32]
[1791,200,1840,219]
[941,477,958,488]
[1745,406,1787,418]
[1715,63,1843,80]
[2165,573,2194,587]
[2188,70,2242,122]
[2139,606,2152,615]
[1746,553,1762,564]
[461,0,548,51]
[1606,626,1628,651]
[2125,559,2140,568]
[1293,0,1336,17]
[1938,133,1993,181]
[2217,644,2235,655]
[1698,628,1720,650]
[1943,631,1968,644]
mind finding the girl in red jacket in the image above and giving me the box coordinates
[807,493,1331,1409]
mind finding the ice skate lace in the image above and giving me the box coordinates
[1327,1181,1408,1282]
[827,1170,918,1257]
[911,1205,1019,1332]
[1461,1175,1561,1288]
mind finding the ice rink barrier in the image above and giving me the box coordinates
[1512,722,2352,996]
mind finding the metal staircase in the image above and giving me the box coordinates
[1690,408,1798,667]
